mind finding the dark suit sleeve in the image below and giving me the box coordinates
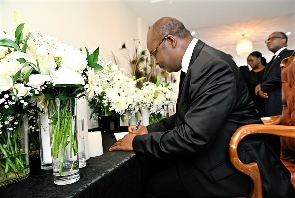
[146,114,176,132]
[133,56,236,159]
[260,61,282,92]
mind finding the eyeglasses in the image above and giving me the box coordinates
[150,35,169,59]
[265,36,283,43]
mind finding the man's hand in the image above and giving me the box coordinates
[258,90,268,98]
[128,125,148,135]
[255,84,268,98]
[255,84,261,95]
[109,133,136,151]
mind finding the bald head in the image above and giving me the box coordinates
[146,17,194,72]
[148,17,192,42]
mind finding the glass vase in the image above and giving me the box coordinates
[99,115,120,132]
[28,109,40,157]
[150,113,163,124]
[39,112,52,170]
[141,108,150,126]
[48,98,80,185]
[128,112,137,126]
[0,114,30,187]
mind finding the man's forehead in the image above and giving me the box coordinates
[269,32,280,37]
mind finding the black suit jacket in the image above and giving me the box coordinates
[261,48,294,115]
[133,40,294,197]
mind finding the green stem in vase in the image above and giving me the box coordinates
[59,127,68,176]
[49,98,78,175]
[0,144,18,173]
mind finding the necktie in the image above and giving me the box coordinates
[267,55,276,66]
[177,71,186,107]
[271,55,276,61]
[179,71,186,90]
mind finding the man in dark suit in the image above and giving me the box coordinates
[109,18,294,197]
[255,32,293,116]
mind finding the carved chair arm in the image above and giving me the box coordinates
[229,124,295,198]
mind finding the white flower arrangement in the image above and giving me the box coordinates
[138,77,177,122]
[85,56,140,118]
[0,20,42,183]
[0,12,102,179]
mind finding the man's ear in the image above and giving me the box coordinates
[282,37,287,46]
[165,35,177,48]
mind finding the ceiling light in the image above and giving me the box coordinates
[236,34,253,57]
[191,31,195,36]
[286,32,291,36]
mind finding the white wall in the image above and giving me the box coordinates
[0,0,149,129]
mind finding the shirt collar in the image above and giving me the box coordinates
[274,47,286,56]
[181,38,198,73]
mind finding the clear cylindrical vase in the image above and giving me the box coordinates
[48,98,80,185]
[141,108,150,126]
[128,112,137,126]
[39,112,52,170]
[0,114,30,187]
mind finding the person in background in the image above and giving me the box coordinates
[255,31,294,116]
[109,18,294,198]
[245,51,267,116]
[239,64,251,82]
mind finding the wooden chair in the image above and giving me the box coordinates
[229,51,295,198]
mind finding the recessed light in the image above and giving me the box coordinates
[191,31,195,36]
[286,32,291,36]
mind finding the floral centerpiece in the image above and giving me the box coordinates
[24,28,101,184]
[1,12,102,185]
[0,20,41,186]
[85,56,141,128]
[138,77,177,124]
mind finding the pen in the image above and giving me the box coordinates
[135,119,141,130]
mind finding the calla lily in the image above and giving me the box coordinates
[14,11,29,38]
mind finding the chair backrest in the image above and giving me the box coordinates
[280,50,295,151]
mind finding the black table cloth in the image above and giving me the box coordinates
[0,131,144,198]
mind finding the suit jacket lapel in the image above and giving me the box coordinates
[264,49,287,78]
[178,40,205,97]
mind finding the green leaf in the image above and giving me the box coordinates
[92,63,103,72]
[15,23,25,45]
[0,38,21,51]
[35,59,41,73]
[21,32,31,52]
[135,77,145,82]
[17,58,26,64]
[86,47,103,71]
[13,70,21,84]
[156,76,161,87]
[154,90,159,99]
[164,82,170,87]
[23,67,33,80]
[85,47,90,57]
[86,47,98,65]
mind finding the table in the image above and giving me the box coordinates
[0,131,145,198]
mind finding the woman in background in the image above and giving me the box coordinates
[245,51,267,116]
